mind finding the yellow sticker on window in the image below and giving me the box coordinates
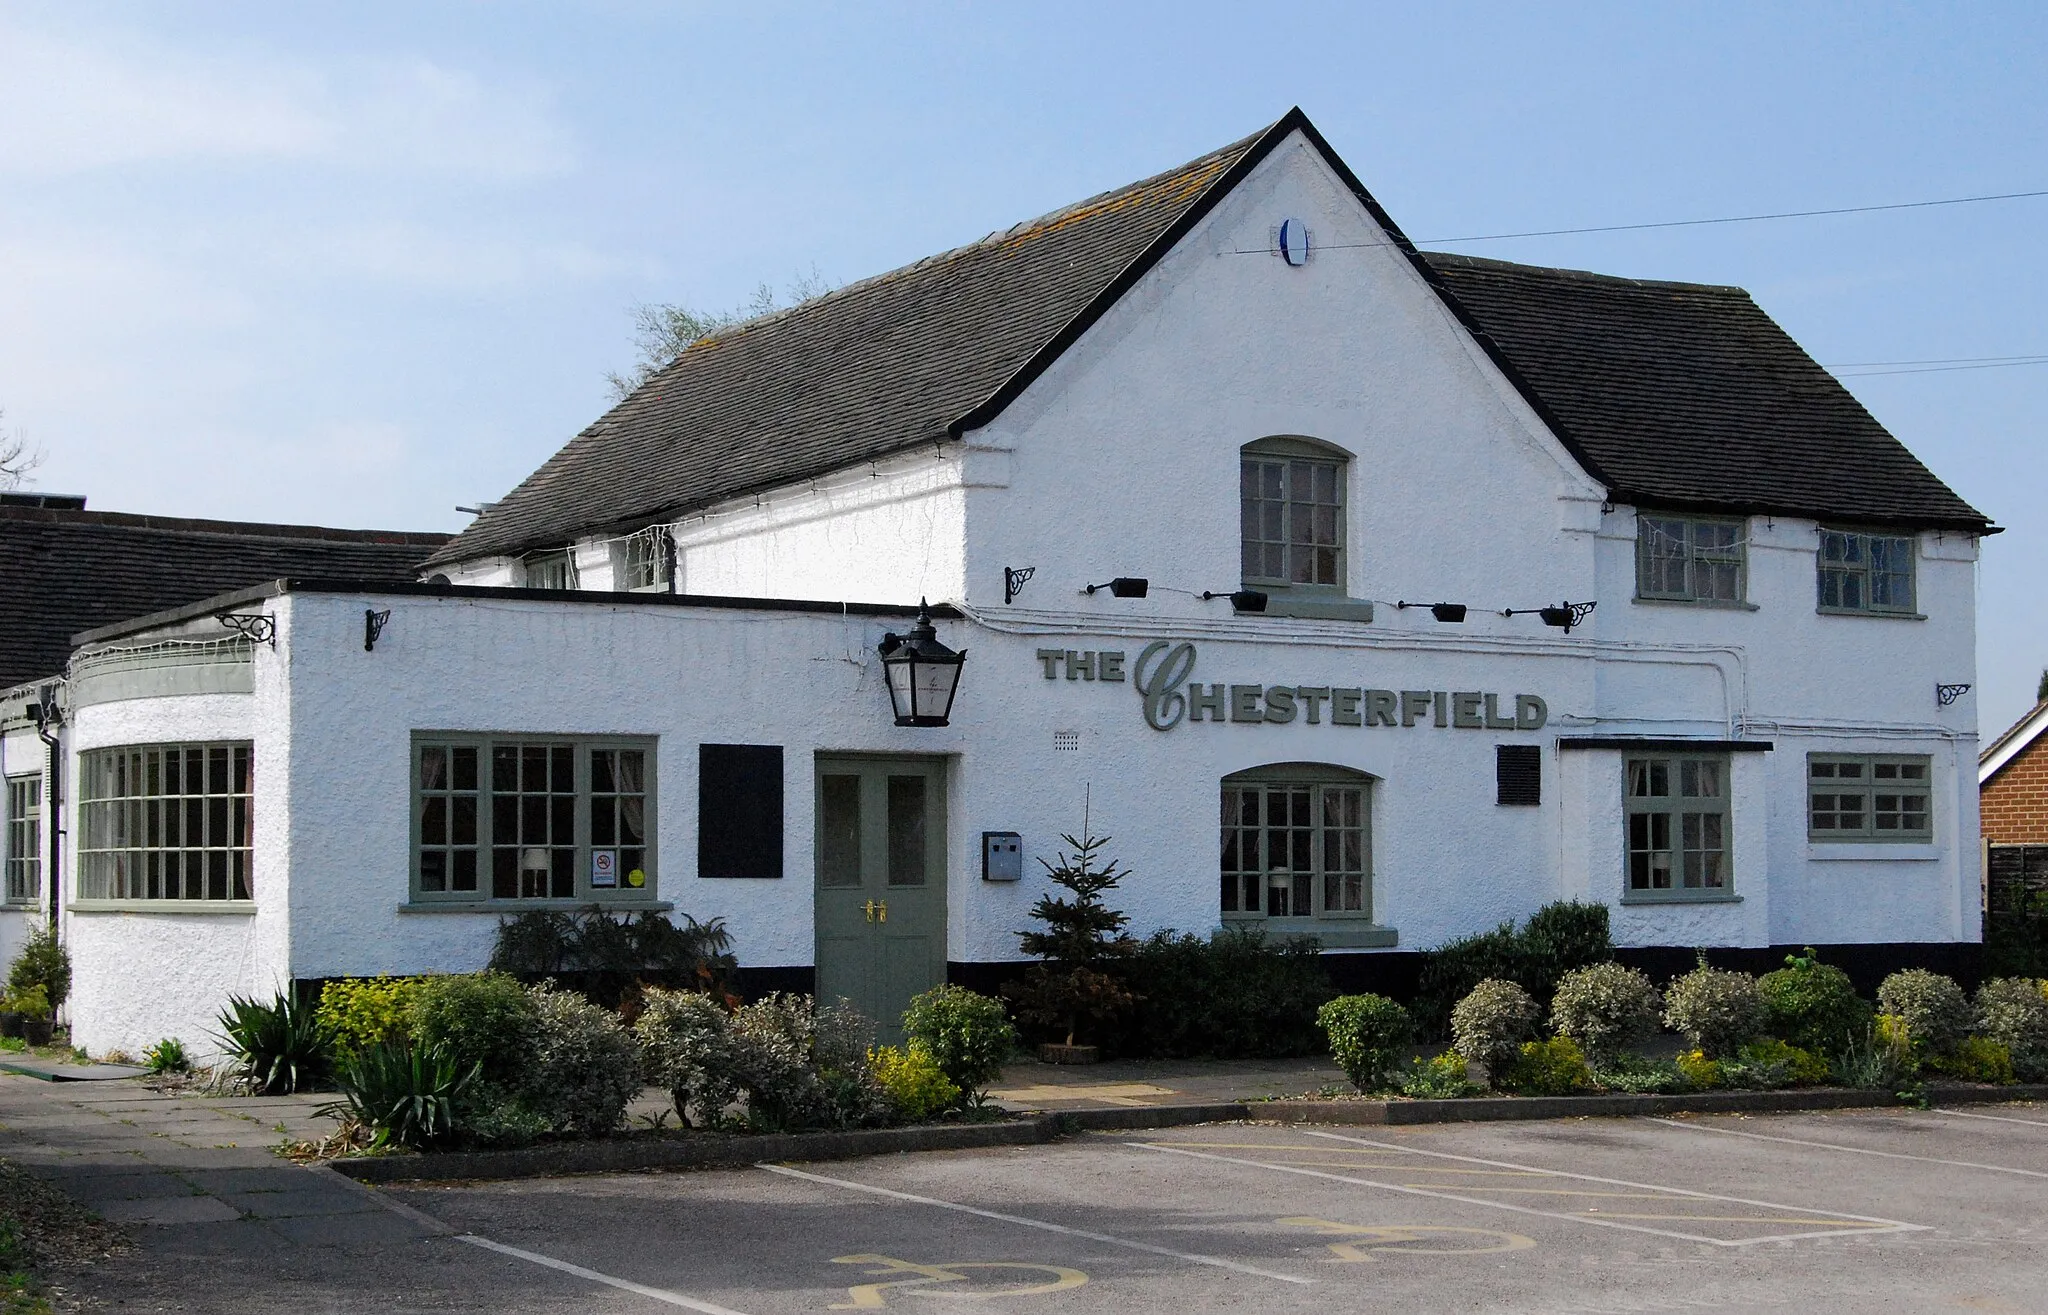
[626,868,646,888]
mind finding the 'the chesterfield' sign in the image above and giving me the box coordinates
[1034,643,1548,734]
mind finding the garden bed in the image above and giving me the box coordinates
[1262,1081,2048,1125]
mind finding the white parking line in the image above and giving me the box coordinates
[756,1162,1313,1285]
[1130,1131,1923,1248]
[1643,1116,2048,1178]
[456,1233,754,1314]
[1934,1108,2048,1130]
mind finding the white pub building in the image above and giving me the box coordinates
[0,111,1995,1056]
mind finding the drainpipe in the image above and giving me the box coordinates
[30,684,63,934]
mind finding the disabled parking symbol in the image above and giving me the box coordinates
[1279,1217,1536,1262]
[828,1254,1088,1308]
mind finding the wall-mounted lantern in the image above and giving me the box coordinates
[879,600,966,728]
[1084,577,1149,598]
[1200,588,1268,613]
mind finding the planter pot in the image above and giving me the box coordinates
[21,1018,53,1046]
[1038,1043,1100,1065]
[0,1012,21,1039]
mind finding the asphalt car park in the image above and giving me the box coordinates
[368,1106,2048,1315]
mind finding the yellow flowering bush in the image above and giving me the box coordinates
[317,975,431,1056]
[869,1043,961,1123]
[1675,1049,1723,1089]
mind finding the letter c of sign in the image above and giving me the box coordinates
[1133,641,1197,732]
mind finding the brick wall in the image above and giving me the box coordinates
[1983,733,2048,844]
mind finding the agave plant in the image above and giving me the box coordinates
[215,992,331,1094]
[318,1042,479,1149]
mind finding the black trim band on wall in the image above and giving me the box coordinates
[1557,737,1774,753]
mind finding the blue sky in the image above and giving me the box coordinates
[1,2,2043,732]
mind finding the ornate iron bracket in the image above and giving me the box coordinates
[1003,566,1035,605]
[364,609,392,652]
[217,613,276,646]
[1936,683,1972,706]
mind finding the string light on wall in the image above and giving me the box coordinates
[1396,600,1468,623]
[1199,588,1269,613]
[1499,600,1598,632]
[1083,577,1149,598]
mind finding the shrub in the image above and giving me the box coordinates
[516,985,641,1137]
[6,924,71,1014]
[1501,1037,1592,1096]
[1413,901,1611,1035]
[4,984,51,1021]
[1548,963,1661,1064]
[1449,979,1540,1084]
[319,1042,477,1149]
[902,986,1015,1098]
[1661,959,1766,1057]
[726,994,889,1132]
[1317,994,1413,1093]
[1831,1022,1914,1090]
[1592,1054,1692,1094]
[215,991,330,1094]
[1757,951,1871,1057]
[1675,1049,1723,1089]
[636,988,742,1128]
[1735,1038,1830,1086]
[490,907,738,1008]
[1974,977,2048,1079]
[1400,1052,1479,1099]
[408,972,539,1101]
[1519,902,1615,1000]
[142,1038,189,1076]
[1875,969,1972,1056]
[1111,926,1333,1059]
[1929,1036,2015,1085]
[870,1044,961,1122]
[317,977,429,1057]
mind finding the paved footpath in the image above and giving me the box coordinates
[0,1072,540,1312]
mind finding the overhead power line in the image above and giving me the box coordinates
[1420,188,2048,244]
[1832,357,2048,378]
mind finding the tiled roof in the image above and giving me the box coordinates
[1419,253,1990,531]
[425,123,1276,567]
[429,111,1988,568]
[0,507,448,688]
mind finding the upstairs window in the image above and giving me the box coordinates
[614,528,671,593]
[522,551,577,591]
[1241,438,1346,591]
[1637,514,1745,604]
[1818,530,1915,615]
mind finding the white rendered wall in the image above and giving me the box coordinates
[62,634,293,1059]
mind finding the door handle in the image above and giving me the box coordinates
[863,899,888,924]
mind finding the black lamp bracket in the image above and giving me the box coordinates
[1502,600,1598,632]
[218,613,277,646]
[1936,683,1972,706]
[364,609,393,652]
[1003,566,1035,605]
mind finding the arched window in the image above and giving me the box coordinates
[1241,436,1348,593]
[1221,763,1372,922]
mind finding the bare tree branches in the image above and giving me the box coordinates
[0,411,43,491]
[604,266,837,403]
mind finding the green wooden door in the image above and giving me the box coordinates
[815,755,948,1043]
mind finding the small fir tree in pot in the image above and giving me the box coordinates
[1003,831,1138,1062]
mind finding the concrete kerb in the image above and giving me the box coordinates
[321,1084,2048,1185]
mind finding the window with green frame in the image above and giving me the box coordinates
[1241,437,1347,592]
[1636,514,1746,603]
[77,743,253,903]
[5,774,40,904]
[1625,754,1731,897]
[412,735,655,903]
[1808,754,1931,842]
[1818,529,1915,614]
[1220,764,1371,921]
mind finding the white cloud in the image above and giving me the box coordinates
[0,18,575,181]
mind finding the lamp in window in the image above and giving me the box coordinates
[878,600,966,728]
